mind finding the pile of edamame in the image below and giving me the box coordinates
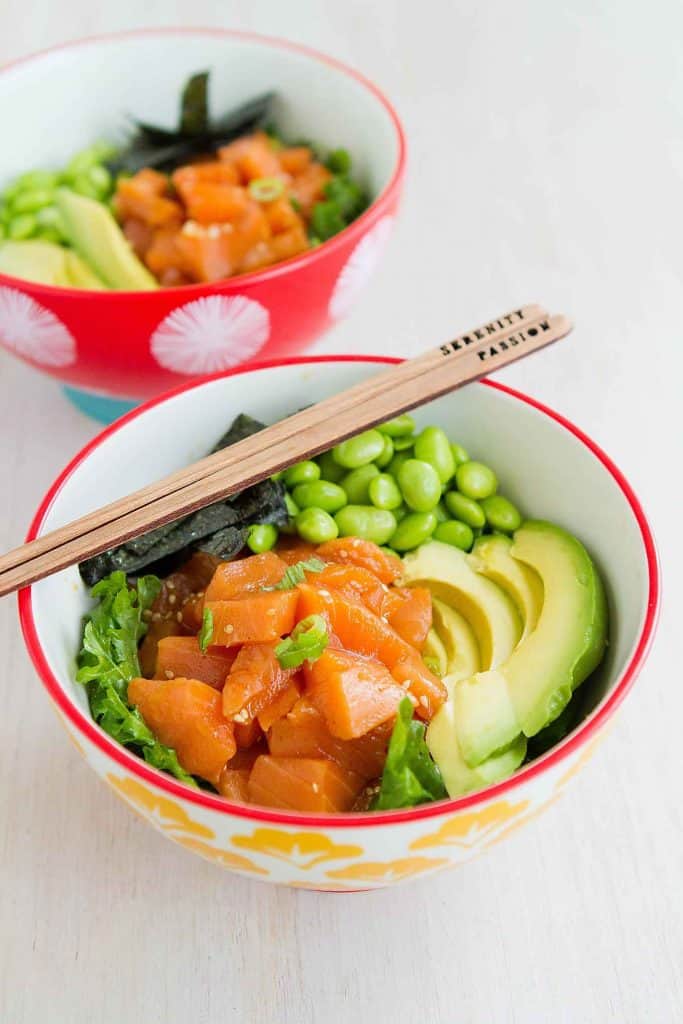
[0,143,116,244]
[246,415,523,555]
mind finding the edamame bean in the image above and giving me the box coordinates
[35,205,66,236]
[393,505,408,523]
[87,164,112,196]
[387,450,412,477]
[8,214,37,240]
[377,414,415,437]
[71,173,103,200]
[450,442,469,467]
[334,506,397,545]
[284,460,320,487]
[247,523,279,553]
[390,511,438,552]
[414,426,455,484]
[455,460,498,500]
[11,188,55,214]
[296,507,338,543]
[35,228,62,244]
[481,495,522,533]
[317,450,345,483]
[374,434,394,468]
[392,435,415,451]
[444,490,486,528]
[333,429,385,468]
[368,473,403,510]
[65,144,114,179]
[293,480,347,513]
[397,458,442,512]
[434,519,474,551]
[284,493,300,518]
[434,500,449,523]
[16,170,60,191]
[341,464,380,504]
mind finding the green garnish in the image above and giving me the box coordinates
[198,607,214,653]
[76,571,197,787]
[309,167,367,242]
[423,656,443,677]
[275,614,329,669]
[289,195,302,213]
[249,176,284,202]
[267,556,326,591]
[326,148,352,174]
[373,698,447,810]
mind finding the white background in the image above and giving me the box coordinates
[0,3,681,1022]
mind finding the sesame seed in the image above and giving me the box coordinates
[142,610,152,621]
[166,581,175,590]
[419,695,429,708]
[207,224,221,239]
[176,611,183,622]
[168,594,177,606]
[266,608,276,616]
[312,783,320,794]
[318,589,331,598]
[151,612,162,622]
[224,624,234,634]
[164,670,174,679]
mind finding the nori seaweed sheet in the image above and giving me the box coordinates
[79,413,287,586]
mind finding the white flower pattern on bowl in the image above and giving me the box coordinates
[0,287,76,367]
[150,295,270,374]
[328,216,395,320]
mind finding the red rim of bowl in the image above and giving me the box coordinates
[19,356,660,827]
[0,27,406,300]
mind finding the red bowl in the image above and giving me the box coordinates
[0,30,405,417]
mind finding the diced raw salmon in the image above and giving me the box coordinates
[204,552,287,601]
[256,678,301,731]
[387,587,432,649]
[316,538,403,583]
[128,677,235,785]
[222,642,296,722]
[234,717,264,749]
[154,635,237,689]
[207,590,298,646]
[247,756,364,812]
[279,147,312,175]
[268,698,390,780]
[304,648,406,739]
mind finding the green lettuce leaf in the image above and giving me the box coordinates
[76,571,197,788]
[373,697,447,810]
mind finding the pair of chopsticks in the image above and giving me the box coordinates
[0,303,571,597]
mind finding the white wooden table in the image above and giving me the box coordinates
[1,4,681,1022]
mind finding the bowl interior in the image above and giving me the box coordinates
[0,31,400,201]
[29,359,652,786]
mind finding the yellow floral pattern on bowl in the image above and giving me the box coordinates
[409,799,530,852]
[326,856,449,883]
[173,835,268,875]
[232,828,363,869]
[106,774,214,839]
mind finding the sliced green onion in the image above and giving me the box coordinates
[266,556,325,592]
[248,177,285,203]
[275,614,329,669]
[198,608,214,653]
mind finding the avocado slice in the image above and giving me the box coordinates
[402,542,522,670]
[0,239,104,289]
[427,696,527,797]
[422,627,449,677]
[454,521,608,766]
[469,534,544,639]
[55,188,158,290]
[431,597,480,687]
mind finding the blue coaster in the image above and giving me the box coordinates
[62,386,140,424]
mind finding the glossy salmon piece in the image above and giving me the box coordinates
[154,635,236,689]
[289,162,332,215]
[256,678,302,731]
[316,538,403,583]
[247,756,364,812]
[304,648,407,739]
[217,745,265,802]
[268,698,390,780]
[184,183,250,225]
[388,587,433,649]
[128,677,236,785]
[207,590,298,646]
[234,717,264,749]
[279,147,312,175]
[297,584,445,720]
[204,552,287,602]
[275,538,317,566]
[172,162,240,204]
[222,643,296,722]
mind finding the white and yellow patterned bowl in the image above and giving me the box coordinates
[19,358,659,890]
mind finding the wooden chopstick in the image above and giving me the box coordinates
[0,306,571,596]
[0,303,544,578]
